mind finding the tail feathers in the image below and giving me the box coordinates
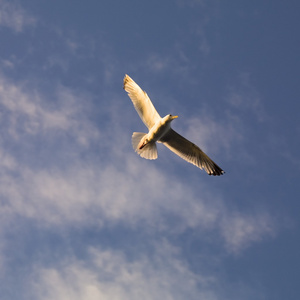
[131,132,158,160]
[132,132,146,151]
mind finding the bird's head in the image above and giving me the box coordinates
[164,114,178,123]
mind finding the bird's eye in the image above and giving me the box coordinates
[169,114,172,117]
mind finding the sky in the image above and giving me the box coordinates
[0,0,300,299]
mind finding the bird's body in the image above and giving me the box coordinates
[138,115,175,149]
[123,74,225,176]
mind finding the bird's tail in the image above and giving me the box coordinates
[132,132,158,160]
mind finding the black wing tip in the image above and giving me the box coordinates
[208,169,225,176]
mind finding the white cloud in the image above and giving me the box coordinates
[32,243,217,300]
[145,54,171,72]
[0,67,277,300]
[221,212,275,253]
[0,136,275,254]
[0,74,99,145]
[0,154,219,230]
[1,58,15,69]
[0,0,35,32]
[30,240,268,300]
[0,73,275,255]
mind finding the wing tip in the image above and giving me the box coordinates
[123,74,130,89]
[208,169,225,176]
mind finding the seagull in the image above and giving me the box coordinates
[123,74,225,176]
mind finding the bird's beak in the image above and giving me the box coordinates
[172,115,178,120]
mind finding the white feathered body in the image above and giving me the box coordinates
[132,115,173,160]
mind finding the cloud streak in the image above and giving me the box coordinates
[0,0,35,32]
[31,243,222,300]
[0,72,275,256]
[0,42,277,300]
[0,74,99,146]
[0,2,297,300]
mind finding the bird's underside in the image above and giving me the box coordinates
[123,74,225,176]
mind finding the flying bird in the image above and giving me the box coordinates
[123,74,225,176]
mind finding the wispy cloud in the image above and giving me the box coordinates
[221,211,275,253]
[0,2,296,299]
[31,243,217,300]
[0,147,276,255]
[30,240,268,300]
[0,0,35,32]
[182,116,240,157]
[0,74,99,145]
[0,53,277,300]
[0,72,275,255]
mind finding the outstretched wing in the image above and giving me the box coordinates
[123,74,161,129]
[160,129,225,176]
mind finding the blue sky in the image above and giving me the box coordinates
[0,0,299,299]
